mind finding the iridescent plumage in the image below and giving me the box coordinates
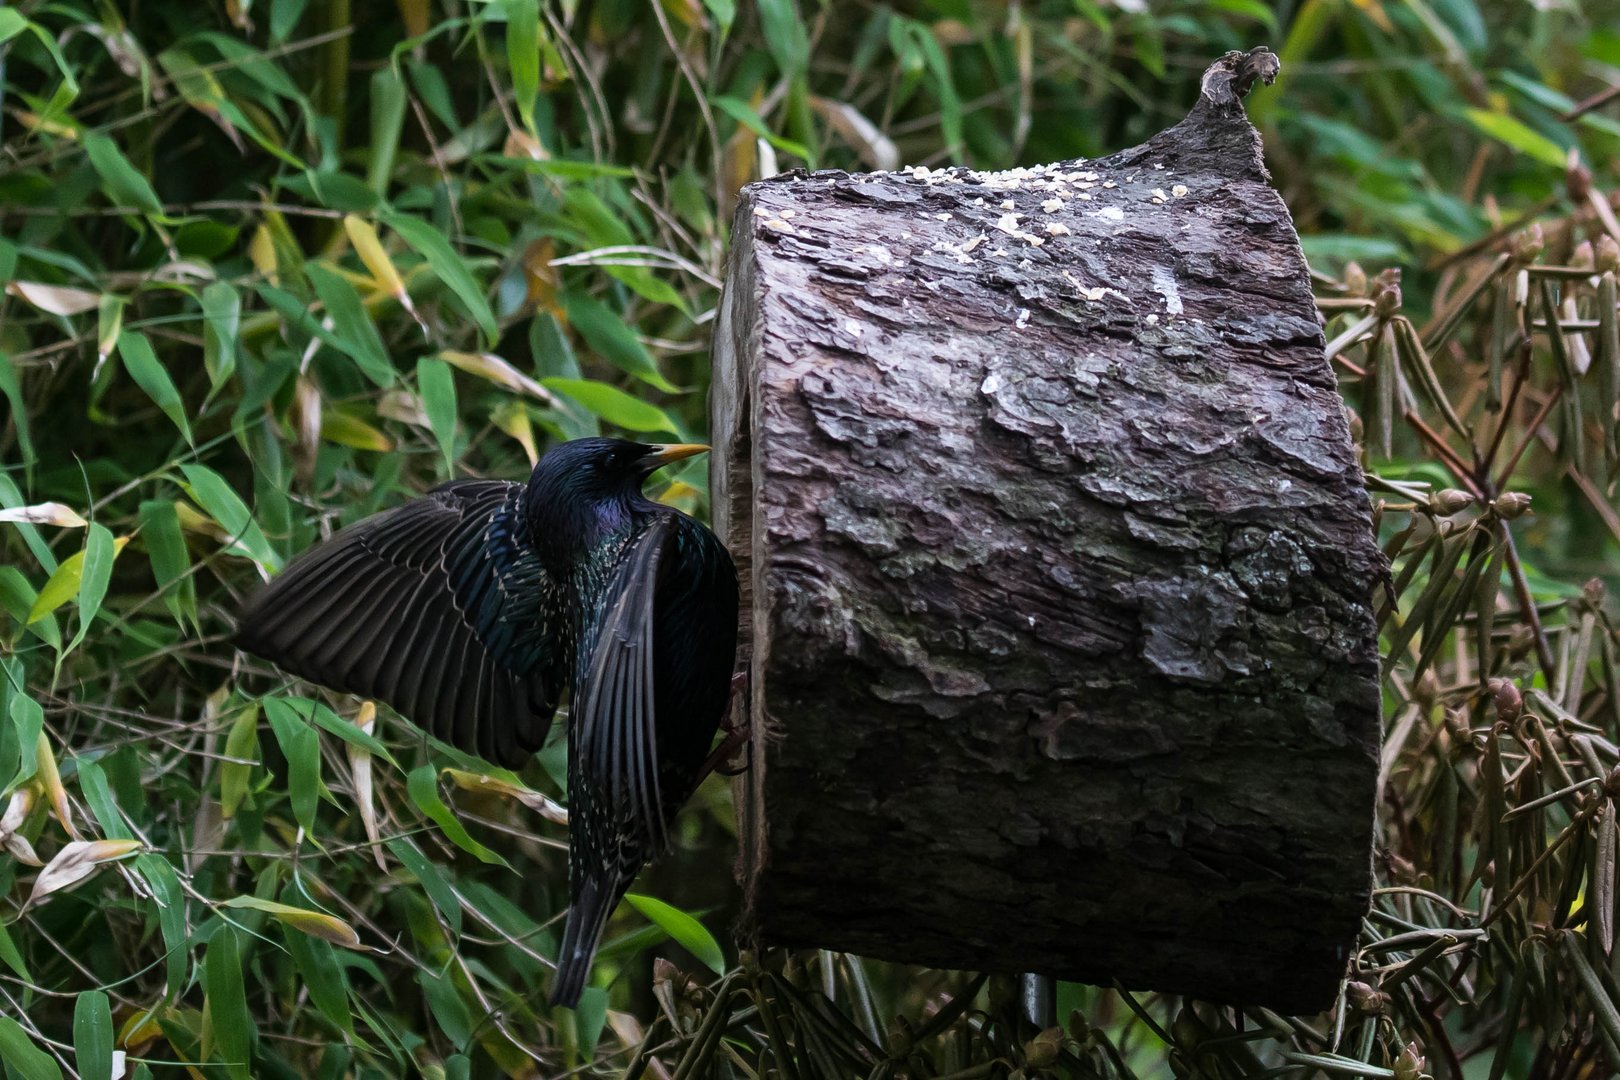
[236,437,739,1006]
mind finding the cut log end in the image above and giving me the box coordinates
[711,49,1381,1013]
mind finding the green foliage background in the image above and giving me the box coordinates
[1,0,1619,1077]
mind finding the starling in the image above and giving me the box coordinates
[235,437,740,1007]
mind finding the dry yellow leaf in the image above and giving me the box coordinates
[25,838,143,908]
[442,768,568,824]
[0,502,88,527]
[344,214,428,334]
[6,281,101,316]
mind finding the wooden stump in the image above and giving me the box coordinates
[709,48,1383,1012]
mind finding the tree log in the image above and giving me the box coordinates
[709,48,1382,1012]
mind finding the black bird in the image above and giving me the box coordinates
[235,437,740,1007]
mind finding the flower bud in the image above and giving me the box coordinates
[1345,980,1389,1014]
[1493,492,1532,519]
[1566,150,1593,204]
[1394,1040,1427,1080]
[1512,223,1545,264]
[1428,489,1474,515]
[1490,678,1523,724]
[1024,1027,1064,1068]
[1596,235,1619,273]
[1344,261,1368,297]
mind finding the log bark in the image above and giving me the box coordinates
[710,48,1382,1012]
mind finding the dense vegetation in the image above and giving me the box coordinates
[0,0,1618,1077]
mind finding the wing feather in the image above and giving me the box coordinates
[235,480,561,768]
[573,515,671,849]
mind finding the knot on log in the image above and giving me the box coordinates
[711,47,1380,1014]
[1199,47,1282,107]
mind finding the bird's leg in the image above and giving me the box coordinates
[697,670,753,781]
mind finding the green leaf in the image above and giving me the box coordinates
[76,757,132,841]
[283,921,354,1035]
[70,523,117,652]
[83,132,163,214]
[561,294,677,393]
[117,331,193,445]
[201,282,241,390]
[306,264,395,387]
[0,10,27,44]
[138,499,196,628]
[506,0,541,135]
[0,921,31,983]
[73,992,114,1080]
[711,95,813,161]
[624,893,725,975]
[303,699,397,767]
[257,282,394,380]
[205,926,254,1080]
[368,67,408,195]
[417,968,473,1048]
[756,0,808,77]
[406,765,508,866]
[385,837,463,935]
[574,987,610,1056]
[542,377,678,434]
[701,0,735,37]
[384,214,498,346]
[0,1015,63,1080]
[6,692,44,791]
[416,358,458,471]
[220,703,259,819]
[0,473,55,572]
[27,548,88,626]
[262,698,322,833]
[220,897,361,948]
[178,464,282,573]
[133,853,188,997]
[0,351,35,470]
[1464,108,1568,168]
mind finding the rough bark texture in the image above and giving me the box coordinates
[710,49,1382,1012]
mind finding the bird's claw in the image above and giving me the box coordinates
[698,670,753,781]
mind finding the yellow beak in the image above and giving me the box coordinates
[641,443,710,469]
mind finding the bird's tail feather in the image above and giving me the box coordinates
[550,876,618,1008]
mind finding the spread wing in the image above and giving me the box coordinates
[234,480,563,768]
[571,514,673,850]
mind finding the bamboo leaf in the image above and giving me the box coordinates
[306,263,395,387]
[138,499,195,627]
[383,213,498,346]
[83,132,163,213]
[219,703,259,819]
[73,991,114,1080]
[406,764,508,867]
[220,896,362,948]
[0,1016,64,1080]
[205,926,254,1080]
[506,0,540,135]
[70,523,117,652]
[624,893,726,975]
[116,331,193,445]
[6,281,100,316]
[133,853,188,997]
[543,377,679,434]
[200,281,241,390]
[25,839,142,908]
[262,698,322,833]
[178,464,281,573]
[416,357,458,470]
[561,294,678,393]
[367,68,408,195]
